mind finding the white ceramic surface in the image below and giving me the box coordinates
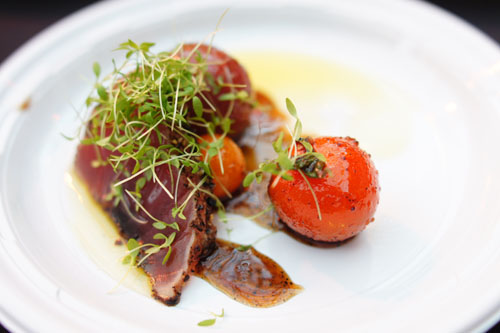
[1,0,500,332]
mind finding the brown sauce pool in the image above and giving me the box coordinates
[196,239,302,307]
[194,92,302,307]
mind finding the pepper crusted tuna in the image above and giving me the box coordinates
[75,41,253,305]
[75,125,216,305]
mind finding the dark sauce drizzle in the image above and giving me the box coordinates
[196,239,302,307]
[193,92,302,307]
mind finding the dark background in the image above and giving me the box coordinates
[0,0,499,332]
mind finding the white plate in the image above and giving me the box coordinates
[1,0,500,332]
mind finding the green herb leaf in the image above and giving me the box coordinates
[197,319,216,327]
[122,256,131,265]
[192,96,203,118]
[162,246,172,265]
[127,238,139,251]
[237,244,252,251]
[200,162,212,177]
[300,139,313,152]
[255,173,263,183]
[153,232,168,240]
[171,206,180,219]
[123,238,140,265]
[236,90,249,100]
[132,160,141,174]
[145,246,160,255]
[139,42,155,52]
[243,172,255,187]
[153,222,167,230]
[272,132,284,153]
[277,151,293,170]
[217,208,228,223]
[128,39,139,50]
[218,92,236,101]
[166,232,176,246]
[197,308,224,327]
[262,163,278,173]
[136,177,146,191]
[311,152,326,162]
[97,85,108,100]
[221,117,231,134]
[93,62,101,78]
[285,97,297,118]
[207,147,218,158]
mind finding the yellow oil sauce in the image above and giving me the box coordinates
[65,171,151,296]
[235,51,414,158]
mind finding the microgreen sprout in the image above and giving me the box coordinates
[197,308,225,327]
[83,40,238,216]
[245,204,274,221]
[81,39,251,267]
[122,230,176,268]
[236,229,276,252]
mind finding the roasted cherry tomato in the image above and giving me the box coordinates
[200,134,247,199]
[268,137,380,242]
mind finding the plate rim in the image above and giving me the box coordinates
[1,0,500,332]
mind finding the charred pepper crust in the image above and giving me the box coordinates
[152,286,181,306]
[148,134,217,306]
[106,166,216,306]
[150,182,217,306]
[192,188,217,261]
[107,203,140,240]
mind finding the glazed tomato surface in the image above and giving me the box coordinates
[180,44,252,138]
[268,137,380,242]
[200,134,247,199]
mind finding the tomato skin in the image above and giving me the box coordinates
[268,137,380,242]
[180,44,252,138]
[200,134,247,199]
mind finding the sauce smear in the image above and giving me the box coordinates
[196,239,302,307]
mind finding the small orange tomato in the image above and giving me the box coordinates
[268,137,380,242]
[200,134,247,199]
